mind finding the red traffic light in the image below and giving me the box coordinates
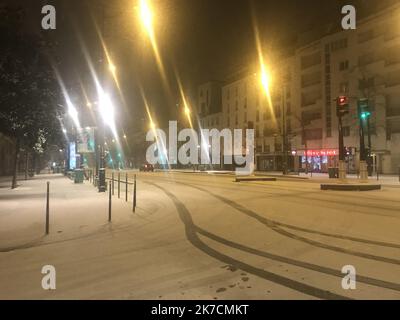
[337,96,348,106]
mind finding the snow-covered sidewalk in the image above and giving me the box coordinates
[0,174,139,250]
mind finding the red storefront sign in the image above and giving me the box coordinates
[294,149,338,157]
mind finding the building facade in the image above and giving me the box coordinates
[198,3,400,174]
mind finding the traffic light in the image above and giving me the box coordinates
[336,96,349,116]
[358,98,371,119]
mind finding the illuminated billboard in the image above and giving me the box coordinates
[69,142,76,170]
[77,127,95,153]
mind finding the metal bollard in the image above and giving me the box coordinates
[125,173,128,202]
[118,172,120,198]
[46,181,50,235]
[133,174,137,212]
[108,181,112,222]
[112,172,114,195]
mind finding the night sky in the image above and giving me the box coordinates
[2,0,398,134]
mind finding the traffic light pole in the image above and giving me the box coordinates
[366,117,373,176]
[336,96,349,181]
[338,114,346,180]
[358,116,368,181]
[357,100,369,181]
[97,2,107,193]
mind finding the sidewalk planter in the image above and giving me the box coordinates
[74,169,84,184]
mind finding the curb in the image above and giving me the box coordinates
[321,184,382,191]
[235,177,277,182]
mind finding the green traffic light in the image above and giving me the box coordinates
[360,112,371,119]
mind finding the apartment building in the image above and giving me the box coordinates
[198,4,400,174]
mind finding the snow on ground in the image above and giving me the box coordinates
[0,172,399,299]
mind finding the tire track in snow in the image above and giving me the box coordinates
[147,181,350,300]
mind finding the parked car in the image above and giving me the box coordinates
[140,163,154,172]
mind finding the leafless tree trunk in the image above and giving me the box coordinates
[24,151,29,180]
[11,138,20,189]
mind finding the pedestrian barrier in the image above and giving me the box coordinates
[41,171,138,237]
[103,171,137,218]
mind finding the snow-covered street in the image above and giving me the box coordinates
[0,172,399,299]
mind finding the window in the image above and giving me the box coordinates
[302,111,322,125]
[385,45,400,66]
[343,126,350,137]
[264,143,270,153]
[244,112,247,123]
[301,52,321,69]
[256,110,260,122]
[339,60,349,71]
[301,90,322,107]
[255,125,259,138]
[301,71,321,88]
[235,114,238,125]
[330,38,348,51]
[244,97,247,109]
[358,29,375,43]
[358,52,381,67]
[235,100,238,111]
[386,70,400,87]
[304,128,323,140]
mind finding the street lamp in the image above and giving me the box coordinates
[259,66,289,175]
[96,91,116,192]
[140,0,154,37]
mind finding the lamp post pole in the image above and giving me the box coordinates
[97,2,107,192]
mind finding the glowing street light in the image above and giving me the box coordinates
[259,61,273,97]
[261,68,271,95]
[67,99,80,128]
[140,0,154,36]
[184,106,190,116]
[98,91,116,133]
[108,63,117,76]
